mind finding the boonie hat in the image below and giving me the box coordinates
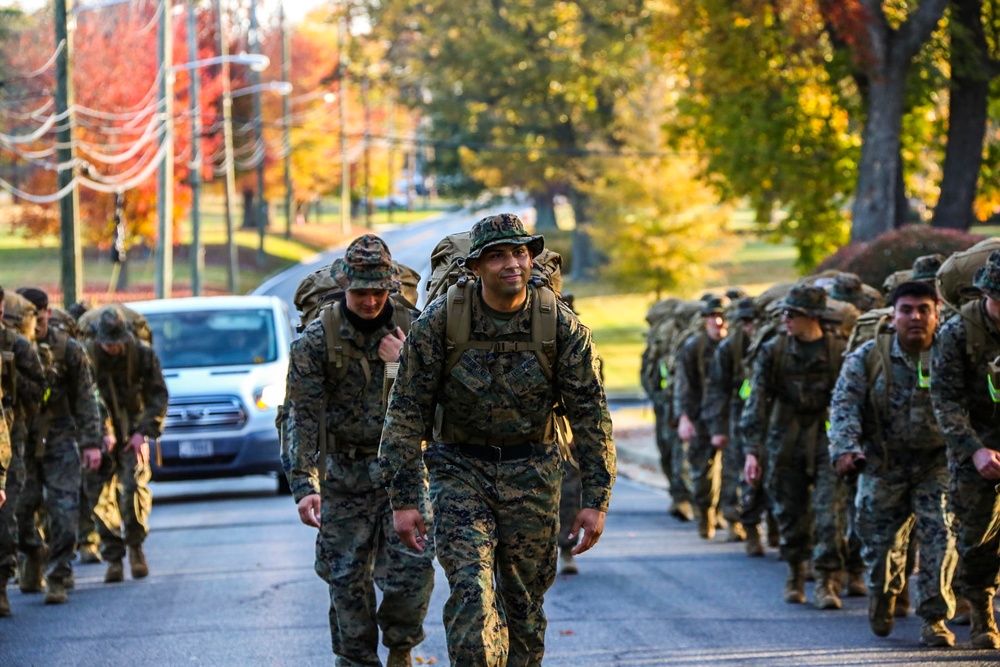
[973,250,1000,300]
[340,234,399,292]
[466,213,544,261]
[95,307,131,345]
[733,297,757,321]
[701,297,725,317]
[782,285,827,318]
[829,273,864,302]
[911,254,944,283]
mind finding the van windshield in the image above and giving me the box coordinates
[145,309,278,369]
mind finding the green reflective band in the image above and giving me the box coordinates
[739,379,751,401]
[43,388,51,403]
[990,374,1000,403]
[825,420,831,434]
[658,361,668,390]
[917,360,930,389]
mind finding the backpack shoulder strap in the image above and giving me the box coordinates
[769,333,788,388]
[321,301,371,386]
[444,278,476,375]
[530,284,557,382]
[960,299,995,362]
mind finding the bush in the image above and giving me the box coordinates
[814,225,987,288]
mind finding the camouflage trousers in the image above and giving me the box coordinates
[719,403,744,523]
[687,424,721,516]
[656,418,692,506]
[948,453,1000,602]
[95,444,152,563]
[766,439,849,572]
[317,453,434,666]
[425,441,563,667]
[78,466,102,548]
[855,451,957,621]
[0,449,24,581]
[16,433,82,583]
[558,457,582,551]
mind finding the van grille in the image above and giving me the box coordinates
[164,396,247,432]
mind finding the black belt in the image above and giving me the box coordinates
[450,441,537,462]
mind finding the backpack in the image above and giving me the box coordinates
[936,237,1000,309]
[77,304,153,345]
[293,260,421,332]
[49,308,79,339]
[3,293,38,341]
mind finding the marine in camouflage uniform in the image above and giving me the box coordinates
[0,286,46,611]
[704,298,759,547]
[674,298,727,539]
[286,235,435,667]
[14,288,103,605]
[0,291,17,616]
[829,280,957,647]
[930,250,1000,649]
[830,272,882,314]
[87,308,168,582]
[380,214,615,667]
[741,285,850,609]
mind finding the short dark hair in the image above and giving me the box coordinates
[889,281,937,306]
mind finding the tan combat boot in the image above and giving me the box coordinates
[744,524,765,557]
[969,593,1000,649]
[559,547,579,575]
[784,562,806,604]
[129,544,149,579]
[105,560,124,583]
[726,521,747,543]
[846,571,868,597]
[19,549,45,593]
[868,592,896,637]
[698,508,716,540]
[78,543,101,564]
[0,579,9,617]
[386,648,412,667]
[669,500,694,522]
[44,578,68,605]
[814,573,842,610]
[920,619,955,648]
[895,579,911,617]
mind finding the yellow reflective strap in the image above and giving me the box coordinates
[917,360,930,389]
[43,388,51,404]
[739,379,751,401]
[989,374,1000,403]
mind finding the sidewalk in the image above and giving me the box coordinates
[609,406,668,491]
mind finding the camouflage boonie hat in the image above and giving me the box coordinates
[95,307,130,345]
[911,254,944,283]
[829,273,864,302]
[466,213,544,261]
[733,297,757,321]
[340,234,399,292]
[782,285,827,318]
[973,250,1000,300]
[700,296,725,317]
[725,287,748,300]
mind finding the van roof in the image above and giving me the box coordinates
[127,295,283,314]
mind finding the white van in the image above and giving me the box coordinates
[127,295,293,494]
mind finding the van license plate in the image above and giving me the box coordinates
[178,440,214,458]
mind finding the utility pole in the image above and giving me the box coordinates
[338,14,350,236]
[155,0,175,299]
[54,0,81,307]
[250,0,266,266]
[387,97,395,225]
[362,71,370,228]
[213,0,238,294]
[281,1,292,240]
[187,0,203,296]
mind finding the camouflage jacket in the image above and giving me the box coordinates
[286,301,415,502]
[89,338,168,442]
[672,331,720,423]
[740,332,845,460]
[829,335,944,464]
[379,284,616,511]
[703,330,748,440]
[34,328,103,450]
[931,302,1000,463]
[0,326,45,489]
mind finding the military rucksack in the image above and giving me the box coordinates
[77,304,153,345]
[3,292,38,342]
[936,238,1000,310]
[49,307,80,339]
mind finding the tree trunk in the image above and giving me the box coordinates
[241,189,255,229]
[931,0,993,231]
[568,188,598,281]
[532,189,558,231]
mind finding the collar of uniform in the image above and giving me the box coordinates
[337,299,397,350]
[890,331,936,368]
[787,333,827,359]
[470,281,533,337]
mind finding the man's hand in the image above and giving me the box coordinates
[81,447,102,473]
[570,508,606,555]
[297,494,321,528]
[711,434,729,451]
[103,434,117,454]
[378,327,406,363]
[973,447,1000,480]
[744,454,762,485]
[124,432,149,466]
[677,415,696,443]
[393,508,428,552]
[834,453,859,477]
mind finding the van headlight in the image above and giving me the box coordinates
[254,383,286,410]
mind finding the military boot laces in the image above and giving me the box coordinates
[386,648,412,667]
[698,508,716,540]
[44,578,68,605]
[920,619,955,648]
[868,593,896,637]
[559,548,579,576]
[784,562,806,604]
[104,560,124,584]
[726,521,747,543]
[0,579,10,617]
[19,549,45,593]
[814,574,842,610]
[744,524,765,558]
[129,545,149,579]
[969,595,1000,649]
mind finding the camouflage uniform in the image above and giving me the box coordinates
[829,335,956,623]
[17,313,103,588]
[640,341,691,512]
[0,324,45,589]
[286,235,435,667]
[741,287,849,579]
[673,322,723,523]
[380,214,615,667]
[88,310,168,567]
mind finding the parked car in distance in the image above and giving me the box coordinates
[127,295,293,494]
